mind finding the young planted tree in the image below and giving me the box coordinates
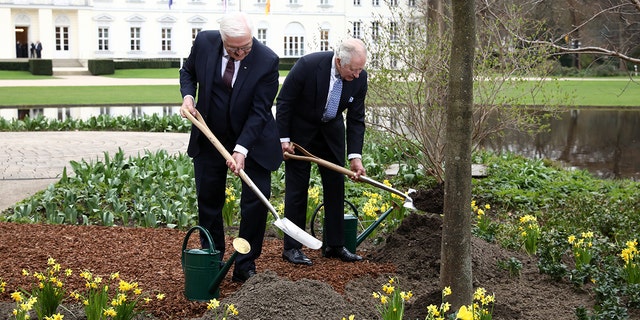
[440,0,475,309]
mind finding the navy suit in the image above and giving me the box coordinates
[180,30,282,273]
[276,51,367,249]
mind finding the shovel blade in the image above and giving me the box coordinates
[274,217,322,250]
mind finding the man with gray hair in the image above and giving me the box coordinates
[180,11,282,283]
[276,38,368,265]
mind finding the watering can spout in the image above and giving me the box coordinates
[208,238,251,294]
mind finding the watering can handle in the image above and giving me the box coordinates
[181,225,215,266]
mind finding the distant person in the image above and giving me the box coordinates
[16,41,21,58]
[35,41,42,58]
[30,43,35,58]
[276,38,368,265]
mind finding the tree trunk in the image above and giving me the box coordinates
[440,0,475,311]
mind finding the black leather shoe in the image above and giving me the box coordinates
[324,246,362,262]
[282,248,313,266]
[231,269,256,283]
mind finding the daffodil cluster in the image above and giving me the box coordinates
[425,287,495,320]
[206,298,239,319]
[372,277,413,320]
[471,201,493,236]
[568,231,594,270]
[620,239,640,284]
[21,257,72,320]
[223,185,239,226]
[306,186,322,222]
[425,286,452,320]
[518,214,540,255]
[1,278,6,293]
[471,287,495,320]
[10,291,37,320]
[71,270,165,320]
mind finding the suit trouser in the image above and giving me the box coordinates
[283,142,345,249]
[193,139,270,272]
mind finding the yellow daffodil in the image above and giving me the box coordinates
[456,305,473,320]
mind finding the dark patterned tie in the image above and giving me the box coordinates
[222,57,235,89]
[322,77,342,122]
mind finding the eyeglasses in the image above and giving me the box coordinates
[226,45,252,54]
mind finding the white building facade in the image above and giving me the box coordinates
[2,0,400,61]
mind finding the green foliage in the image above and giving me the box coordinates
[88,59,115,75]
[3,149,198,229]
[29,59,53,76]
[0,114,191,133]
[497,257,523,278]
[473,151,640,318]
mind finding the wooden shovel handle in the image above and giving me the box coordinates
[284,142,356,178]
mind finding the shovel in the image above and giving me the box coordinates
[283,142,416,210]
[184,110,322,250]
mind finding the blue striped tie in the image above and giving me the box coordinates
[322,77,342,122]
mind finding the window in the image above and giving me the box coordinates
[390,0,397,6]
[320,29,329,51]
[408,0,416,6]
[372,0,379,6]
[161,27,172,51]
[97,27,109,51]
[163,106,174,116]
[352,21,362,39]
[55,26,69,51]
[100,107,110,115]
[407,22,417,40]
[371,21,380,40]
[390,21,398,42]
[191,28,201,44]
[130,27,141,51]
[319,0,329,4]
[289,0,298,4]
[284,36,304,57]
[257,28,267,45]
[284,22,305,57]
[256,0,266,3]
[353,0,360,5]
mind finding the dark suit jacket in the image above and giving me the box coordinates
[180,30,282,171]
[276,51,367,164]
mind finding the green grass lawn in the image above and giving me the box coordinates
[0,69,639,107]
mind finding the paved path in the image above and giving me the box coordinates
[0,131,189,211]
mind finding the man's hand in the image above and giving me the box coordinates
[281,142,295,155]
[349,158,366,181]
[228,152,246,175]
[180,96,196,118]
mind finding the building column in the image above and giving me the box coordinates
[38,8,53,59]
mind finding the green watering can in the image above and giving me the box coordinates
[181,225,250,301]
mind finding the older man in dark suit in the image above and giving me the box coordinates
[276,38,368,265]
[179,11,281,282]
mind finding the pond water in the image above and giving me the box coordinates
[480,109,640,180]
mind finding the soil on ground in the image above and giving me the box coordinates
[0,186,596,319]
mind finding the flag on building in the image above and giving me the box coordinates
[223,0,227,12]
[265,0,270,15]
[168,0,172,8]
